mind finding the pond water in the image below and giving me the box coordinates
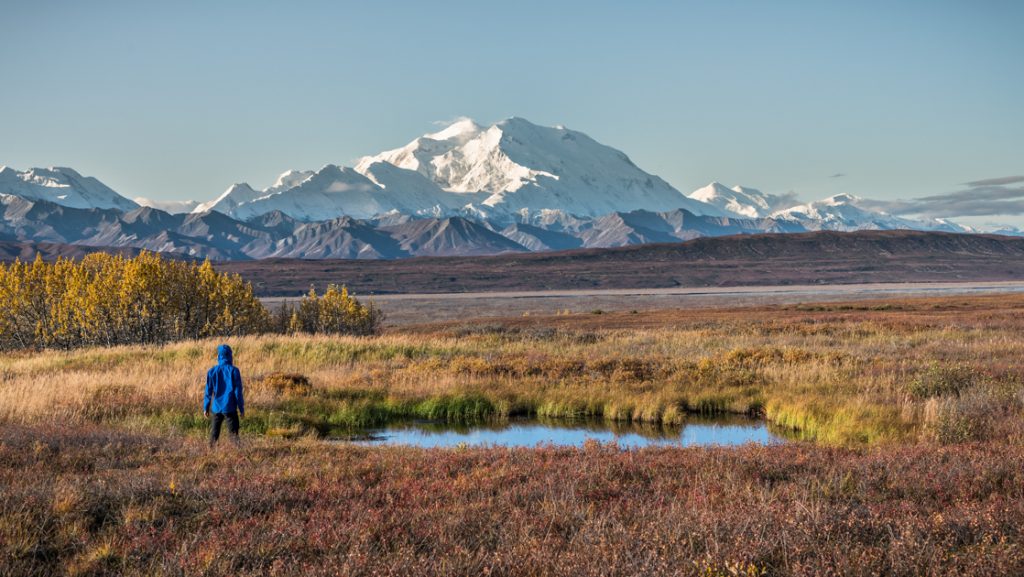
[342,416,788,449]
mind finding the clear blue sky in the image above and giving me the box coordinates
[1,0,1021,222]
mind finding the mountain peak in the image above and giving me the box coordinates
[2,118,974,246]
[496,116,541,129]
[688,182,799,219]
[268,169,314,193]
[824,193,860,204]
[192,182,260,215]
[48,166,84,177]
[0,165,138,211]
[354,117,725,218]
[697,181,731,193]
[764,193,962,233]
[134,197,200,214]
[425,118,484,142]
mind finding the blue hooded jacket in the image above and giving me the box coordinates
[204,344,244,415]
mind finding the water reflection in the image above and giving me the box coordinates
[343,415,788,449]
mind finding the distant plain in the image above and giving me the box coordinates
[263,280,1024,325]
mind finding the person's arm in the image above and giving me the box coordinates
[235,367,244,417]
[203,370,212,417]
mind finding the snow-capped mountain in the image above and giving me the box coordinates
[1,117,1000,261]
[194,117,725,222]
[355,117,726,219]
[354,118,485,191]
[688,182,798,218]
[771,194,969,233]
[0,166,138,211]
[134,197,201,214]
[193,163,467,222]
[973,224,1024,236]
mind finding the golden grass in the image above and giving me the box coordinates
[2,293,1023,445]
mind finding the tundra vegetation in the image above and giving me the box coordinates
[2,292,1024,575]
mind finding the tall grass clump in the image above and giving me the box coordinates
[909,363,978,399]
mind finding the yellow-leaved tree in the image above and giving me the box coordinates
[0,252,272,350]
[289,284,383,336]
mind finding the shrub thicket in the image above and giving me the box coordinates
[909,363,978,399]
[0,253,381,350]
[273,285,383,337]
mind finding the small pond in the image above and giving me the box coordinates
[339,415,788,449]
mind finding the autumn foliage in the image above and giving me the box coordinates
[0,253,380,350]
[276,285,383,337]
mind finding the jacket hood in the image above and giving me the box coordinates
[217,344,233,365]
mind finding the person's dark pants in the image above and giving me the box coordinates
[209,411,240,446]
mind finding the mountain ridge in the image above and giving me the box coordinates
[0,117,991,260]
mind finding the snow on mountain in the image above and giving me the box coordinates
[688,182,798,218]
[134,197,201,214]
[3,118,987,256]
[266,170,315,195]
[193,118,978,231]
[574,208,808,248]
[214,166,386,221]
[969,224,1023,236]
[358,160,487,216]
[0,166,138,211]
[519,208,594,233]
[358,117,726,218]
[194,163,474,222]
[355,118,485,180]
[193,182,264,216]
[916,218,973,233]
[770,194,969,232]
[771,194,906,231]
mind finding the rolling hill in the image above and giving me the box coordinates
[214,230,1024,296]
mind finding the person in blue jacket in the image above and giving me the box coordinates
[203,344,244,446]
